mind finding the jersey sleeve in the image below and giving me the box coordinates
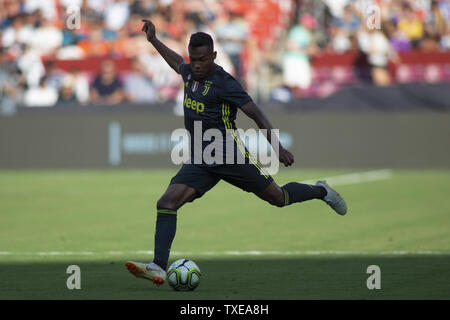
[179,63,190,81]
[222,76,253,108]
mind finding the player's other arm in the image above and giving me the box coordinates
[141,19,185,74]
[241,101,294,167]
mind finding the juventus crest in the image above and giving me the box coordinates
[190,79,212,96]
[202,80,212,96]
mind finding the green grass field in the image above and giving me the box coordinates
[0,169,449,300]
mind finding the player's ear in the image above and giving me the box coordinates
[212,51,217,60]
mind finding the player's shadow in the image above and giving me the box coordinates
[0,255,449,299]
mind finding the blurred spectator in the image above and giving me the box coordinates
[60,0,83,8]
[138,40,181,101]
[69,67,90,104]
[440,0,450,21]
[77,20,112,57]
[358,23,399,86]
[130,0,156,16]
[23,0,57,21]
[29,17,63,56]
[51,66,90,105]
[422,0,447,51]
[384,20,412,52]
[329,25,353,53]
[45,60,65,91]
[421,29,441,51]
[441,24,450,50]
[23,76,58,107]
[0,48,24,114]
[1,14,33,50]
[17,44,45,88]
[397,3,424,48]
[427,0,446,35]
[86,0,114,14]
[57,75,78,106]
[215,10,247,81]
[55,42,85,60]
[0,0,22,28]
[90,59,125,104]
[124,58,158,103]
[282,14,318,91]
[104,0,130,31]
[323,0,351,19]
[332,4,361,34]
[112,26,140,58]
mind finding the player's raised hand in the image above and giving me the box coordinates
[279,147,294,167]
[141,19,156,41]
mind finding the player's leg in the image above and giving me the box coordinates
[126,164,219,285]
[255,181,326,207]
[157,182,199,210]
[219,163,347,214]
[152,164,219,267]
[256,180,347,215]
[152,183,198,271]
[125,184,198,285]
[218,163,325,206]
[151,163,219,270]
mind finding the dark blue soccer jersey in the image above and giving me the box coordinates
[179,63,252,166]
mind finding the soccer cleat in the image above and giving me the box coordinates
[125,261,167,286]
[315,180,347,215]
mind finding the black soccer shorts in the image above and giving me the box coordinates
[169,163,274,197]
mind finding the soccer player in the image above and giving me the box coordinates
[125,19,347,285]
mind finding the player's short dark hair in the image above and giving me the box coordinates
[189,32,214,51]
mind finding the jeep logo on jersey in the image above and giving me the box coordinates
[184,93,205,114]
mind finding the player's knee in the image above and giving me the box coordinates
[266,194,285,208]
[156,196,178,210]
[257,185,285,207]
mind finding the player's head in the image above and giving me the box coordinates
[188,32,217,79]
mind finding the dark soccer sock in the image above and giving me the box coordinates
[281,182,327,206]
[153,208,177,270]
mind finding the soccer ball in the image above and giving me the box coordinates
[167,258,201,291]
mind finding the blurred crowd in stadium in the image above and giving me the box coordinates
[0,0,449,110]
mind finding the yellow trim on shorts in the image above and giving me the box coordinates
[221,103,270,179]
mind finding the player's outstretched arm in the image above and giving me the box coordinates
[240,101,294,167]
[141,19,185,74]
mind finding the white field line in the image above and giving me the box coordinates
[0,250,449,257]
[300,169,393,186]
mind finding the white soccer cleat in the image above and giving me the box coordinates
[125,261,167,286]
[315,180,347,215]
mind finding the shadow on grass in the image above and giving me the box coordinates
[0,255,449,300]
